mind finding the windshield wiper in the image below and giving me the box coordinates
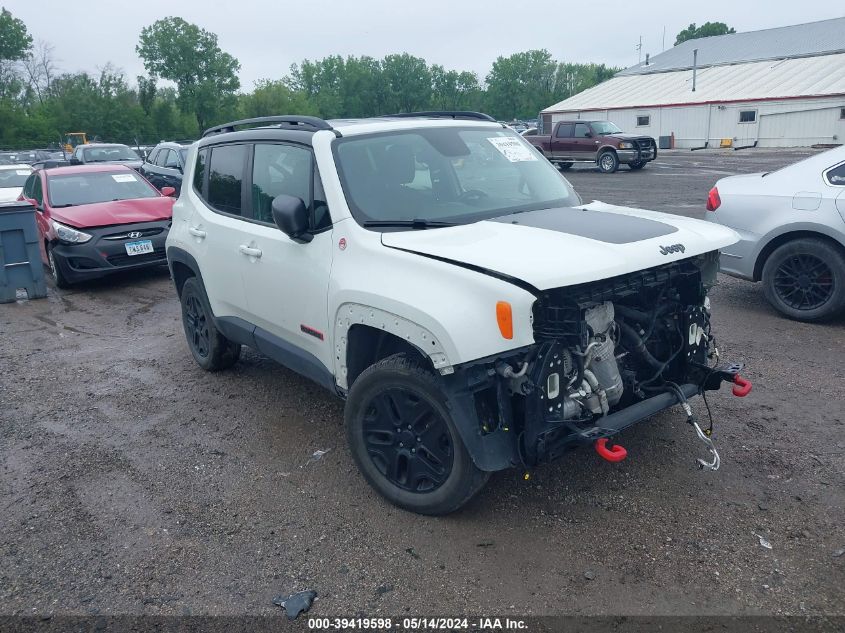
[52,203,75,208]
[362,219,457,230]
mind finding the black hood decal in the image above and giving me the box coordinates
[489,207,677,244]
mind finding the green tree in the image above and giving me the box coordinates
[137,75,156,116]
[675,22,735,45]
[380,53,431,113]
[485,49,558,120]
[136,17,240,130]
[239,79,318,118]
[0,7,31,62]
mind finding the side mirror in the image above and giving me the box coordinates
[69,157,81,165]
[160,186,176,197]
[584,132,592,138]
[271,194,312,243]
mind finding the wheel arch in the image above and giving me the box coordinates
[166,246,205,297]
[753,229,845,282]
[334,303,453,391]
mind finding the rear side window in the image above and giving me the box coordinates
[154,149,171,167]
[22,174,35,198]
[207,145,246,216]
[193,148,207,194]
[825,162,845,186]
[555,123,574,138]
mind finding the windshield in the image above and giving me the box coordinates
[334,127,580,228]
[590,121,623,135]
[47,171,159,207]
[82,145,138,162]
[0,168,31,188]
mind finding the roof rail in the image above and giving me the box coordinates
[379,111,498,122]
[202,116,337,138]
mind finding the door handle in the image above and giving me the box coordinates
[188,227,207,239]
[239,245,262,258]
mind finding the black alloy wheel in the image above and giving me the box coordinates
[362,388,454,493]
[179,277,241,370]
[772,253,833,311]
[183,292,210,359]
[762,238,845,322]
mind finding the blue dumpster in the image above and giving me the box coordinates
[0,200,47,303]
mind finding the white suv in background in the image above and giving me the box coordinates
[166,112,749,515]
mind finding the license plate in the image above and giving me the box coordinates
[125,240,154,256]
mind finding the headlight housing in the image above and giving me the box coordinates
[618,141,634,149]
[53,221,92,244]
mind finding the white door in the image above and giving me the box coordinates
[187,144,251,319]
[239,143,335,371]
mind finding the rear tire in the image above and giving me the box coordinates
[597,151,619,173]
[180,277,241,370]
[762,238,845,322]
[345,353,490,515]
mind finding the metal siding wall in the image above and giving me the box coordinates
[555,97,845,148]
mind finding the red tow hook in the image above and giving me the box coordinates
[732,374,752,397]
[595,438,627,462]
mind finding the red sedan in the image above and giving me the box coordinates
[19,164,176,288]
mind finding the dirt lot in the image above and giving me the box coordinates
[1,149,843,621]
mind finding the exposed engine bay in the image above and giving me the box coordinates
[462,251,747,470]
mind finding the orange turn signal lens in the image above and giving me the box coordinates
[496,301,513,340]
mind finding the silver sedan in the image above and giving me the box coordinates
[705,146,845,321]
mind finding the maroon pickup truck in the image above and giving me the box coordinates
[526,120,656,173]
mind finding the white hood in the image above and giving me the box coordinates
[0,187,23,202]
[381,201,739,291]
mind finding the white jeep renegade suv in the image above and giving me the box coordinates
[166,112,750,515]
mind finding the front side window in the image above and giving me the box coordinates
[32,175,44,206]
[47,170,158,207]
[574,123,591,138]
[334,127,580,229]
[739,110,757,123]
[207,145,246,216]
[825,162,845,186]
[251,144,312,224]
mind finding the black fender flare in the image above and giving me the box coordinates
[166,246,206,297]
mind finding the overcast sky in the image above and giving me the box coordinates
[6,0,844,90]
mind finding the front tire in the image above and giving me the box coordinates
[47,245,71,289]
[345,354,490,515]
[762,238,845,322]
[180,277,241,370]
[597,151,619,173]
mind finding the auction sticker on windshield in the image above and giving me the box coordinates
[112,174,137,183]
[487,137,537,162]
[125,240,154,256]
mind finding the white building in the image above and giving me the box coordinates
[541,17,845,149]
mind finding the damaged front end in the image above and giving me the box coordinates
[443,251,750,472]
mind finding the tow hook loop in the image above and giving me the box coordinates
[732,374,752,397]
[595,438,627,462]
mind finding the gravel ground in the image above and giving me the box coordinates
[1,149,843,621]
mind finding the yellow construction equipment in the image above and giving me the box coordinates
[63,132,88,155]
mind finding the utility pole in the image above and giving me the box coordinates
[637,36,643,64]
[662,26,666,51]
